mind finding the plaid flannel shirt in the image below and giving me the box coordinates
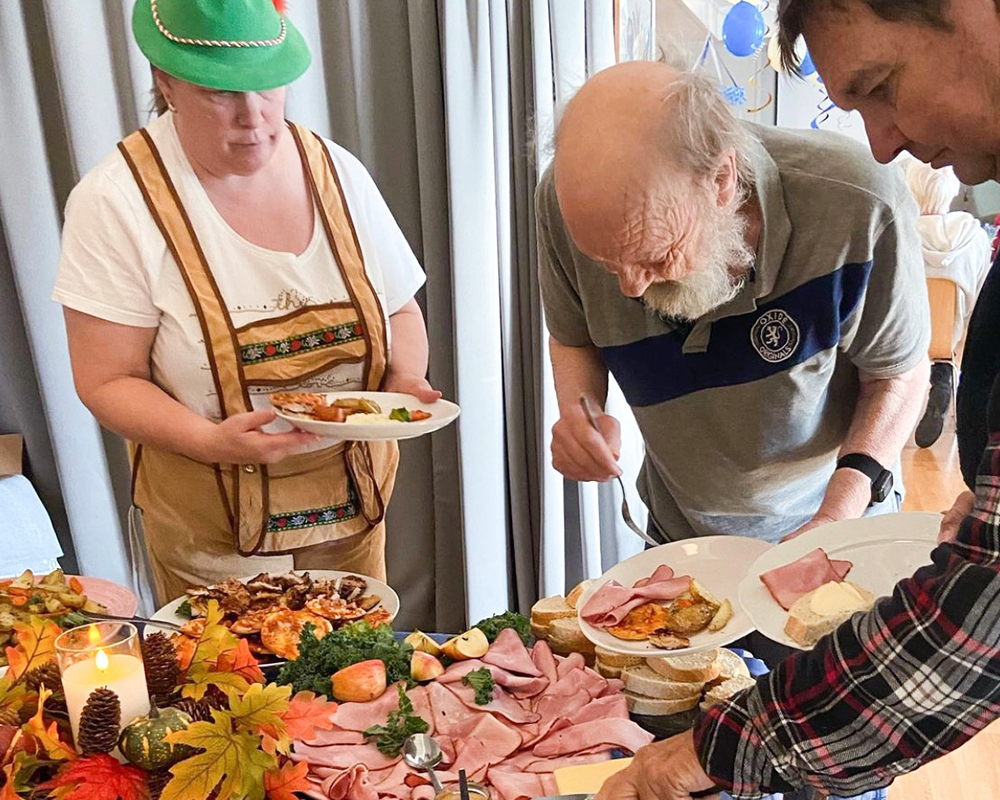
[692,430,1000,798]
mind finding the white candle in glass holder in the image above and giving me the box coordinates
[56,623,150,746]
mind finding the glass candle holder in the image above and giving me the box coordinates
[55,622,150,746]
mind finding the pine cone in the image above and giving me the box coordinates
[0,705,20,726]
[25,661,66,708]
[77,687,121,756]
[203,685,229,711]
[170,696,213,722]
[147,770,172,800]
[142,632,180,701]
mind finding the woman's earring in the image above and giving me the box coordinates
[167,100,177,113]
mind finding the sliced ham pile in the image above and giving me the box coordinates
[759,547,853,610]
[579,564,691,627]
[291,629,653,800]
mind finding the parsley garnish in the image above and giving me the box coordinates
[462,667,496,705]
[363,684,430,756]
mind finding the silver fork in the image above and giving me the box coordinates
[578,395,660,547]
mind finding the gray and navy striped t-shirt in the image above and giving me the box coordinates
[537,124,930,542]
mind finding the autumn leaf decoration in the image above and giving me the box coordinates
[263,761,311,800]
[160,683,292,800]
[25,686,76,763]
[180,601,263,702]
[41,754,148,800]
[4,617,61,682]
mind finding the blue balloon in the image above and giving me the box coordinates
[799,50,817,76]
[722,1,766,58]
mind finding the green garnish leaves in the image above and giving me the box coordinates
[462,667,496,705]
[363,684,430,756]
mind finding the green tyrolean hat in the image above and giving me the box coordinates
[132,0,311,92]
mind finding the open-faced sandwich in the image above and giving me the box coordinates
[580,565,733,650]
[759,548,875,647]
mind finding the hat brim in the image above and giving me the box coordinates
[132,0,311,92]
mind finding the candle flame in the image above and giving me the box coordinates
[87,624,102,646]
[95,648,109,672]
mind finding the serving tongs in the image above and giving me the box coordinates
[76,609,184,633]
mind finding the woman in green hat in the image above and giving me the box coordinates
[52,0,439,605]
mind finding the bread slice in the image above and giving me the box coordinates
[701,674,757,710]
[784,581,876,648]
[716,648,751,681]
[594,646,644,669]
[646,649,721,683]
[531,621,550,640]
[625,690,700,716]
[566,579,595,610]
[531,595,576,625]
[594,660,622,679]
[545,617,596,655]
[622,664,704,700]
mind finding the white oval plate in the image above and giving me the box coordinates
[738,512,942,650]
[274,391,460,441]
[576,535,774,657]
[149,569,399,631]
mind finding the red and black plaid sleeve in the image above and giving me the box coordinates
[692,432,1000,799]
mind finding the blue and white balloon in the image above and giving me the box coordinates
[722,1,766,58]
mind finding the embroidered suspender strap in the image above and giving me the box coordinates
[118,129,269,553]
[287,123,388,389]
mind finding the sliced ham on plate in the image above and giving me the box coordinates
[759,547,853,611]
[580,565,692,627]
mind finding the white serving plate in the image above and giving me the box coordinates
[576,535,773,657]
[149,569,399,632]
[738,512,942,650]
[274,391,460,441]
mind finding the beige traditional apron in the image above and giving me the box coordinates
[118,123,398,605]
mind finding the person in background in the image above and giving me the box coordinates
[900,158,990,447]
[591,0,1000,796]
[53,0,438,604]
[537,60,929,548]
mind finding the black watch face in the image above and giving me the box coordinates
[872,470,893,504]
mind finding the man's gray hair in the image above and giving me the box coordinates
[655,70,757,189]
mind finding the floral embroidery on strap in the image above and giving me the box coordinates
[241,321,364,364]
[267,495,360,533]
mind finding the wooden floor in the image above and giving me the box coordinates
[886,416,998,800]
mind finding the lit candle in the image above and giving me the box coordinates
[56,623,150,747]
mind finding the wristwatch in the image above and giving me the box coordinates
[836,453,893,506]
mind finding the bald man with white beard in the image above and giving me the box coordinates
[537,61,930,547]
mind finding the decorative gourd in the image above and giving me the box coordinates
[118,703,193,771]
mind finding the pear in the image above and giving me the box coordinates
[331,659,387,702]
[404,630,443,657]
[410,651,446,682]
[440,627,489,661]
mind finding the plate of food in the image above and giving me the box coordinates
[270,391,460,440]
[149,570,399,662]
[0,569,138,668]
[738,512,942,650]
[576,535,773,657]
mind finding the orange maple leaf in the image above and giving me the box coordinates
[214,638,265,684]
[5,617,61,681]
[278,691,337,742]
[263,760,311,800]
[26,687,77,762]
[41,754,149,800]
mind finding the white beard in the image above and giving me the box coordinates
[640,201,754,322]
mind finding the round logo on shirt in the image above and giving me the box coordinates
[750,309,800,363]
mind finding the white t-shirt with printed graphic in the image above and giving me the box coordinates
[53,113,425,426]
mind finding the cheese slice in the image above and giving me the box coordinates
[809,581,868,616]
[554,758,633,794]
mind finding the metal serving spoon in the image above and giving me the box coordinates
[403,733,444,795]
